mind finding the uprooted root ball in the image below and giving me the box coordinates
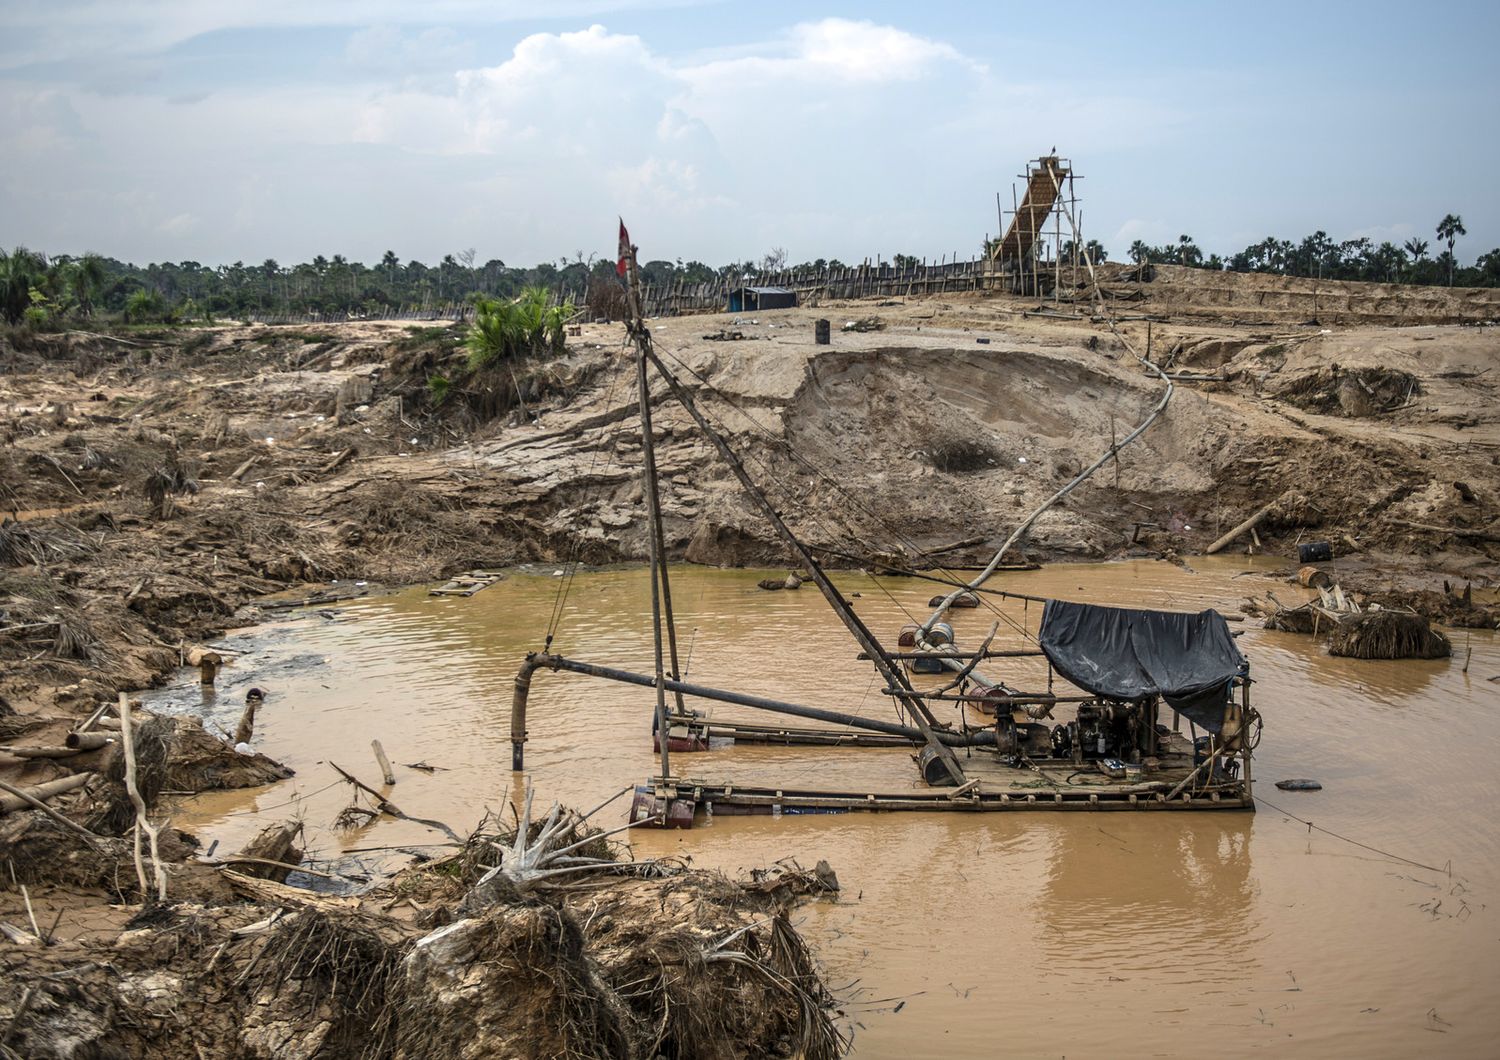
[1328,610,1451,659]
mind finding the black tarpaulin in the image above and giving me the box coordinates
[1038,599,1246,732]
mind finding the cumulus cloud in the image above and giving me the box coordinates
[0,14,1175,265]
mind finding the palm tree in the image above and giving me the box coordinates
[261,259,280,305]
[1435,214,1466,285]
[54,253,106,317]
[0,247,50,325]
[381,250,399,289]
[1403,238,1428,264]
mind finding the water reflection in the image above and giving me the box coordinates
[143,558,1499,1060]
[1037,817,1256,985]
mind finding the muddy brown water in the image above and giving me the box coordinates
[150,558,1499,1059]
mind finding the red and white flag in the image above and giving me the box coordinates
[616,219,631,278]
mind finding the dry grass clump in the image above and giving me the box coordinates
[140,453,200,517]
[398,902,634,1060]
[0,574,118,663]
[1329,610,1451,659]
[0,813,131,890]
[164,715,294,791]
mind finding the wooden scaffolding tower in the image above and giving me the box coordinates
[990,154,1082,298]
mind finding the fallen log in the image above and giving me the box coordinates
[0,921,40,946]
[1206,501,1277,555]
[330,761,460,842]
[75,701,113,734]
[0,778,108,850]
[229,456,258,482]
[0,745,82,759]
[65,732,114,751]
[916,535,986,558]
[0,772,93,814]
[205,855,341,881]
[220,868,360,910]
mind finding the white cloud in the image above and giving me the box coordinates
[683,18,981,90]
[0,16,1184,266]
[0,1,709,66]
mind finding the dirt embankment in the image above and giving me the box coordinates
[2,269,1498,1054]
[2,284,1497,704]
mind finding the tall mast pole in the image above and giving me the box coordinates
[621,233,686,779]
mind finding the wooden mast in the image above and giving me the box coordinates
[622,235,686,780]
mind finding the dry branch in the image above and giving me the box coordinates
[329,761,460,842]
[119,693,168,902]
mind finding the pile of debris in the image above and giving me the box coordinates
[0,777,846,1060]
[1264,578,1451,660]
[1273,365,1419,417]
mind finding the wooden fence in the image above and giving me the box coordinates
[236,259,1012,326]
[637,258,1002,317]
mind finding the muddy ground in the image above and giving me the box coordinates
[2,266,1498,1056]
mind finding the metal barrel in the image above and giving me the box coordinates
[814,319,831,344]
[1297,541,1333,563]
[928,621,955,646]
[1297,565,1331,589]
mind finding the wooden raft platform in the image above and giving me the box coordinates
[429,570,507,597]
[640,745,1252,818]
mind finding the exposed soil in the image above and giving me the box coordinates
[2,267,1498,1055]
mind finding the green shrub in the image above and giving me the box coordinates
[123,289,168,324]
[465,287,574,370]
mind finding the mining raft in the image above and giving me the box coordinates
[508,226,1260,825]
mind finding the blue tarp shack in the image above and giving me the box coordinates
[728,286,798,313]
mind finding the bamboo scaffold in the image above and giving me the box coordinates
[921,154,1175,647]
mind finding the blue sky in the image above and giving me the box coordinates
[2,1,1496,268]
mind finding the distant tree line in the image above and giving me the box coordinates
[1125,215,1495,287]
[2,213,1495,329]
